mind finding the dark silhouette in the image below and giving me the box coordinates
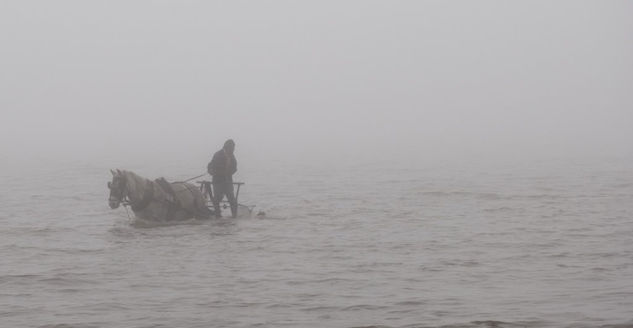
[207,139,238,218]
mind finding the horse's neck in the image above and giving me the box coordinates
[124,171,150,202]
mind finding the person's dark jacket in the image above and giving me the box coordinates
[207,149,237,184]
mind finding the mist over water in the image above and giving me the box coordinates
[1,1,633,327]
[1,1,632,166]
[2,157,633,328]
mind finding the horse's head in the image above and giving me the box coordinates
[107,169,127,209]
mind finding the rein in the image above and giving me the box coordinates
[175,173,206,184]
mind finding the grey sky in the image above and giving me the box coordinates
[1,1,632,168]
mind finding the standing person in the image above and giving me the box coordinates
[207,139,238,218]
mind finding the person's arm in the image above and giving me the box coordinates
[230,156,237,175]
[207,160,214,175]
[208,152,220,176]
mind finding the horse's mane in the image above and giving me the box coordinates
[119,170,149,202]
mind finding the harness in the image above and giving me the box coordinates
[130,180,155,211]
[119,176,201,219]
[155,177,179,206]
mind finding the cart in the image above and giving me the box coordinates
[197,181,254,218]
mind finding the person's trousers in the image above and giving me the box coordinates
[212,182,237,218]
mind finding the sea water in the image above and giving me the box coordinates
[1,157,632,328]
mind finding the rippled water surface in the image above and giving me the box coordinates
[1,158,632,328]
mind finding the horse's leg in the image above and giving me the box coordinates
[181,183,212,220]
[197,206,212,220]
[192,193,212,220]
[154,203,169,222]
[167,182,212,220]
[173,210,187,221]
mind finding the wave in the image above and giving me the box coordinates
[417,191,505,200]
[39,324,102,328]
[349,320,633,328]
[417,190,570,201]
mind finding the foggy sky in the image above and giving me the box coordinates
[1,1,632,169]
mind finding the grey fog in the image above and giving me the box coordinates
[1,1,632,328]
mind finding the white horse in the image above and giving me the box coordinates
[107,169,212,221]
